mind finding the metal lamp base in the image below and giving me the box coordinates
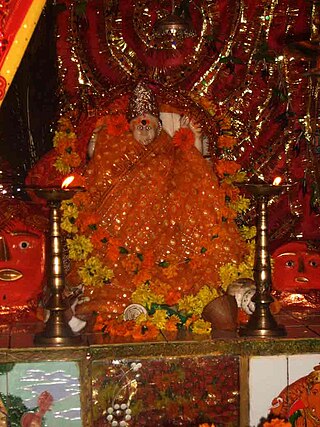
[34,312,83,346]
[239,305,286,337]
[34,333,83,347]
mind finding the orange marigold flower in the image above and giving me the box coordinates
[72,191,91,207]
[104,318,135,337]
[199,424,216,427]
[263,419,291,427]
[172,128,195,151]
[142,250,155,269]
[164,290,181,306]
[57,117,74,132]
[165,315,180,332]
[122,255,139,273]
[215,159,241,178]
[91,228,109,250]
[219,204,237,220]
[106,237,123,262]
[150,279,170,296]
[93,314,105,331]
[220,181,240,199]
[132,321,159,341]
[55,138,77,155]
[162,264,179,279]
[185,314,198,329]
[65,151,81,168]
[132,269,152,286]
[108,236,122,248]
[189,256,207,271]
[106,246,120,262]
[217,134,237,149]
[77,212,101,232]
[105,114,130,136]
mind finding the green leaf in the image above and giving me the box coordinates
[119,246,129,254]
[136,252,144,262]
[158,260,170,268]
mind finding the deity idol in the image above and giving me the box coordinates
[66,82,248,324]
[271,241,320,309]
[272,241,320,292]
[0,176,46,320]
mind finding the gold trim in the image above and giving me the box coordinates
[0,0,46,107]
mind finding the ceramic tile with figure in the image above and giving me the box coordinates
[249,354,320,427]
[0,361,82,426]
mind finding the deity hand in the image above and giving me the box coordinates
[88,125,104,159]
[179,115,201,135]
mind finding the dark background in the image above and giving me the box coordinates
[0,2,58,182]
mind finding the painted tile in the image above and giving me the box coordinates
[0,361,82,426]
[92,355,239,426]
[249,354,320,427]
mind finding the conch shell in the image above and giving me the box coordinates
[227,278,256,315]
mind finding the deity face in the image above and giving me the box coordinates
[272,241,320,291]
[0,220,45,307]
[130,114,159,146]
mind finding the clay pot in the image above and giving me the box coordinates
[202,294,238,335]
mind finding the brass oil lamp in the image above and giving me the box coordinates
[27,177,85,346]
[237,178,289,337]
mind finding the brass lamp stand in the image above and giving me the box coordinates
[28,187,84,346]
[238,183,287,337]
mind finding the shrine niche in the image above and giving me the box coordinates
[0,1,320,426]
[0,0,319,336]
[51,0,320,250]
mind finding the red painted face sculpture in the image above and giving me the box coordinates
[0,220,45,309]
[272,241,320,292]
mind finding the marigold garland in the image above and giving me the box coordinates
[216,159,242,178]
[55,107,254,340]
[263,419,292,427]
[53,117,81,173]
[104,113,130,136]
[172,127,195,150]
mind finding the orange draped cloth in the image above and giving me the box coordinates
[70,125,247,316]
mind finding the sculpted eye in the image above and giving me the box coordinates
[285,260,295,268]
[309,260,319,268]
[137,125,143,131]
[19,241,30,249]
[146,125,151,130]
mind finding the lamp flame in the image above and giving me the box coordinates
[61,176,75,189]
[272,176,282,186]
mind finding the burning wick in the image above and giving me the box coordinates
[61,176,75,189]
[272,176,282,186]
